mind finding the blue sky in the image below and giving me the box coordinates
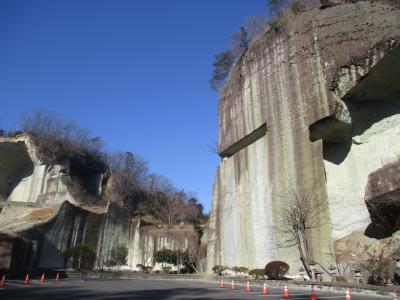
[0,0,266,212]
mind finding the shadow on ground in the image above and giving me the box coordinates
[1,286,229,300]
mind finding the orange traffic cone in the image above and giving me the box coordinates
[245,281,251,292]
[23,274,29,285]
[40,273,45,284]
[345,288,351,300]
[392,291,398,300]
[55,272,60,283]
[0,275,5,287]
[310,285,317,300]
[261,282,269,295]
[219,278,225,288]
[283,284,289,298]
[230,279,236,290]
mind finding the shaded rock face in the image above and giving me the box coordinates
[0,135,197,275]
[0,141,34,201]
[208,2,400,273]
[365,160,400,239]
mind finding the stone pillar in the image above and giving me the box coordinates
[309,263,316,280]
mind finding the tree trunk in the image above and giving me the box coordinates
[297,234,312,278]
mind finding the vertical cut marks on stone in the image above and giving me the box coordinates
[309,45,400,147]
[342,46,400,103]
[0,142,34,201]
[219,123,267,158]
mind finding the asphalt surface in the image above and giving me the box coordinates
[0,278,393,299]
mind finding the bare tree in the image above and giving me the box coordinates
[21,110,104,162]
[142,247,153,267]
[276,188,326,278]
[185,243,207,273]
[160,191,186,225]
[144,173,173,194]
[106,151,149,206]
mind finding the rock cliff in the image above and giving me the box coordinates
[208,1,400,275]
[0,135,199,276]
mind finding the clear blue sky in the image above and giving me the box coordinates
[0,0,266,212]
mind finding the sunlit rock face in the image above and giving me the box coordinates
[0,135,197,275]
[208,1,400,273]
[127,220,199,270]
[0,135,87,205]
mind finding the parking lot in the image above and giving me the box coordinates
[0,278,393,299]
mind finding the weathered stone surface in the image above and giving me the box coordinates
[0,135,77,205]
[128,220,199,270]
[209,1,400,274]
[334,229,400,263]
[364,160,400,239]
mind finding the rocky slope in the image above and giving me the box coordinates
[208,1,400,276]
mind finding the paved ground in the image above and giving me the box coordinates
[0,278,392,299]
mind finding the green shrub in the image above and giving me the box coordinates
[154,248,177,265]
[265,261,289,279]
[238,266,249,274]
[209,51,235,91]
[110,245,128,267]
[62,244,96,270]
[212,265,225,275]
[249,269,266,279]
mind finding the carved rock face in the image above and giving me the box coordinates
[365,160,400,239]
[208,1,400,273]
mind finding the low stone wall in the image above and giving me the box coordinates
[66,271,398,296]
[66,271,209,281]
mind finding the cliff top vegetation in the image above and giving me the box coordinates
[0,110,207,225]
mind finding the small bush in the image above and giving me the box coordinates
[249,269,266,279]
[238,266,249,274]
[232,266,240,274]
[154,248,177,265]
[265,261,289,279]
[110,245,128,267]
[212,265,225,275]
[62,244,96,270]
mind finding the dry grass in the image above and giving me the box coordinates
[81,206,107,214]
[26,208,58,221]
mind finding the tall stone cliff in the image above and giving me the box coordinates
[208,1,400,275]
